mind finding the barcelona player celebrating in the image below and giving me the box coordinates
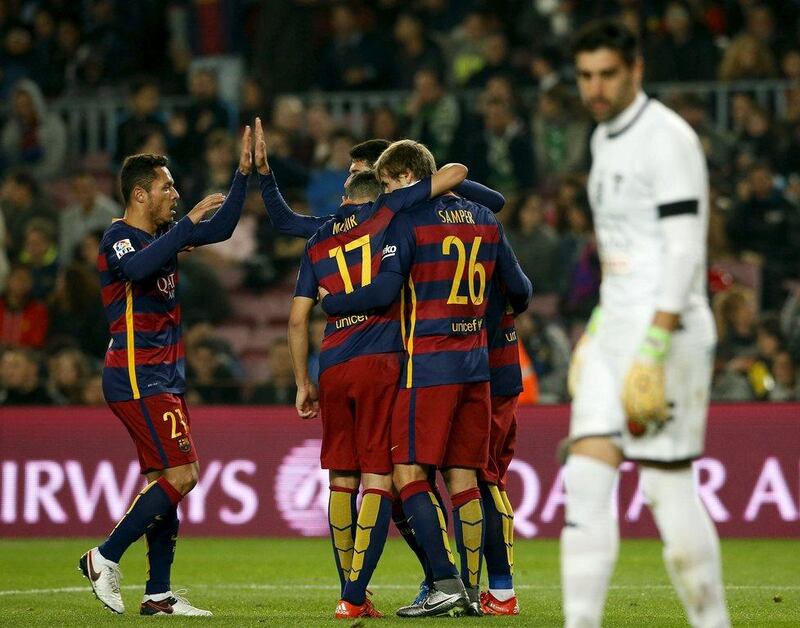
[320,140,532,617]
[79,126,253,616]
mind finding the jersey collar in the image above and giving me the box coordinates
[604,91,649,139]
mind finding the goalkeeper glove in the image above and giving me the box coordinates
[622,325,671,436]
[567,307,602,398]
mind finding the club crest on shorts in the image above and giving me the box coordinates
[177,436,192,453]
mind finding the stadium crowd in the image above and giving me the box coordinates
[1,0,800,406]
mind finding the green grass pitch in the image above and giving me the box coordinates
[0,538,797,626]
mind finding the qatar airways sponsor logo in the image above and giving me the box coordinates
[507,456,800,538]
[0,459,257,525]
[157,272,177,299]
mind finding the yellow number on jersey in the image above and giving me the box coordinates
[442,235,485,305]
[328,235,372,294]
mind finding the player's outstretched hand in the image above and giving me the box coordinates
[187,193,225,224]
[254,117,270,175]
[296,382,320,419]
[239,124,253,175]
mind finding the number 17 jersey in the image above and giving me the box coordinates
[294,179,432,375]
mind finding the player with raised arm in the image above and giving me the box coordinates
[287,154,468,619]
[320,140,532,618]
[79,127,252,616]
[253,119,512,609]
[561,20,729,628]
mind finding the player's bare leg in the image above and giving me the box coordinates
[336,472,393,619]
[137,462,211,616]
[640,462,730,628]
[328,471,360,598]
[560,437,623,628]
[443,467,485,615]
[394,463,468,618]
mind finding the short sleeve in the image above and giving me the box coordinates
[647,124,704,209]
[294,249,318,298]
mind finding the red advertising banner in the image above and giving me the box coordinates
[1,404,798,538]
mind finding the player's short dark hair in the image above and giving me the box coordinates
[349,139,390,166]
[570,19,640,66]
[374,139,436,181]
[344,170,382,201]
[120,153,168,204]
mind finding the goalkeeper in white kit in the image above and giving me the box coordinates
[561,19,730,628]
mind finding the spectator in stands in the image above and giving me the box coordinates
[305,103,337,168]
[737,106,775,162]
[19,218,58,300]
[249,336,297,404]
[0,264,49,349]
[555,191,600,327]
[1,79,67,180]
[271,96,310,165]
[719,33,778,81]
[515,311,571,403]
[179,254,232,327]
[47,347,91,405]
[0,211,9,293]
[114,79,167,165]
[714,285,759,361]
[170,67,230,167]
[81,0,136,87]
[392,12,446,90]
[532,86,590,182]
[743,315,787,399]
[673,94,733,174]
[59,171,121,265]
[51,18,83,96]
[744,3,792,62]
[76,229,104,270]
[0,171,57,259]
[316,3,389,91]
[448,10,490,86]
[306,130,354,217]
[367,105,401,143]
[239,76,267,130]
[528,45,564,92]
[781,48,800,80]
[466,98,534,200]
[186,129,237,205]
[405,68,461,164]
[0,347,54,405]
[466,31,522,88]
[645,1,719,82]
[769,351,798,400]
[507,193,561,293]
[186,338,241,404]
[727,161,800,309]
[30,8,61,97]
[47,262,107,357]
[81,372,105,405]
[780,284,800,361]
[0,23,34,98]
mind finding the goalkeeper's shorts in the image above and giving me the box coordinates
[569,306,715,463]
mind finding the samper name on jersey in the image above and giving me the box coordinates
[437,208,476,224]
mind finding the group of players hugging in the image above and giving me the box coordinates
[78,117,532,619]
[77,18,730,627]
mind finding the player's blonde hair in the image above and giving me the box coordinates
[374,139,437,181]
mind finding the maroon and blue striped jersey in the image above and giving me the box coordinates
[99,169,247,402]
[99,220,186,401]
[323,194,531,388]
[293,178,432,374]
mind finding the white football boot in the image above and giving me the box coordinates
[78,547,125,614]
[140,589,212,616]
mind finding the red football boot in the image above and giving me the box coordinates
[480,590,520,615]
[335,598,384,619]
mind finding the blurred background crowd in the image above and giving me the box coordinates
[1,0,800,406]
